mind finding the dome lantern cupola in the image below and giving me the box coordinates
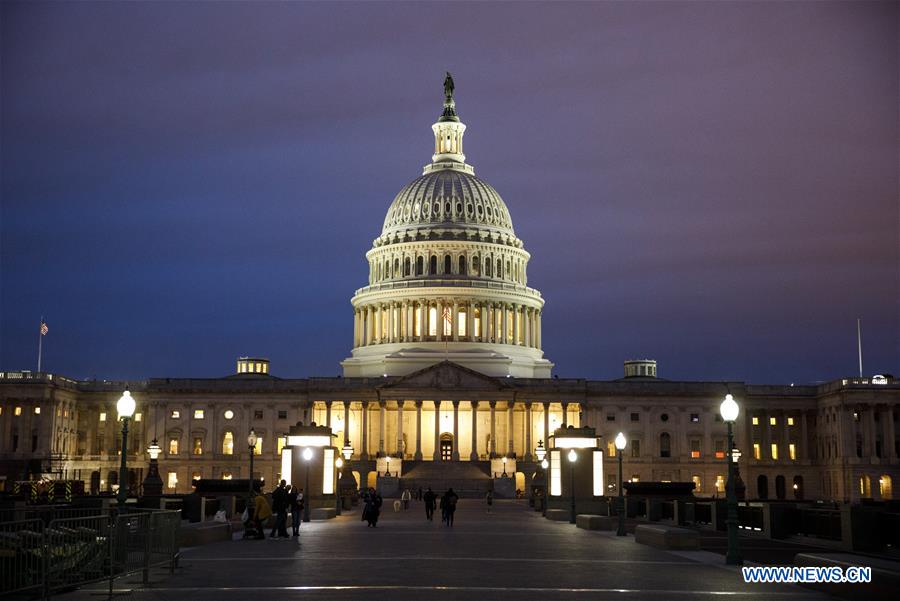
[425,72,472,175]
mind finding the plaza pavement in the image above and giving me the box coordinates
[66,499,833,600]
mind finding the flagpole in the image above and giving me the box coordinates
[37,316,44,373]
[857,318,863,378]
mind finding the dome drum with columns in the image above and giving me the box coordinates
[342,75,553,378]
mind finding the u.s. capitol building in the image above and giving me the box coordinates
[1,77,897,503]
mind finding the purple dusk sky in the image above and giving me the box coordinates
[1,1,897,384]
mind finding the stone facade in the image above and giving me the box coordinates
[1,365,897,503]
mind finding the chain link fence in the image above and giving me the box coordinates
[0,508,180,599]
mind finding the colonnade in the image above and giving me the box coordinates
[318,399,574,462]
[353,299,542,349]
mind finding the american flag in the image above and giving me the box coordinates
[40,321,48,336]
[441,306,453,326]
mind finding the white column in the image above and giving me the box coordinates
[343,401,350,447]
[419,299,427,342]
[501,304,508,344]
[512,305,520,346]
[524,308,531,347]
[525,402,532,459]
[325,401,332,428]
[396,401,404,457]
[415,401,423,460]
[452,300,459,341]
[536,310,541,349]
[387,302,394,343]
[507,401,514,455]
[367,306,375,345]
[379,401,386,455]
[375,304,382,343]
[543,401,550,443]
[433,400,442,461]
[467,301,475,341]
[361,401,369,460]
[452,401,460,460]
[470,401,479,461]
[436,300,443,342]
[490,401,497,457]
[562,402,568,427]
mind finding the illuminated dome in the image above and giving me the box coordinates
[342,73,553,379]
[379,170,516,243]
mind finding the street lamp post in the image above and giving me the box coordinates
[720,394,743,565]
[535,440,548,516]
[116,390,136,507]
[541,458,549,516]
[385,456,391,477]
[303,447,313,522]
[567,448,577,524]
[143,439,163,497]
[502,456,508,477]
[615,432,627,536]
[247,429,258,506]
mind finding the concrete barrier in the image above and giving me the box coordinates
[178,522,232,546]
[545,509,570,522]
[634,524,700,550]
[576,514,614,530]
[794,553,900,600]
[310,507,336,520]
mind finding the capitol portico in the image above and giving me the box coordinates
[342,73,552,379]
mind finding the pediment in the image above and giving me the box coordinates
[380,361,509,392]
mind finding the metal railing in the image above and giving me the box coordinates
[0,508,179,599]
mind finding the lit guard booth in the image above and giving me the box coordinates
[282,423,339,519]
[546,425,605,518]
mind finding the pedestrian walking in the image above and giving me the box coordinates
[270,480,290,538]
[442,487,459,527]
[485,490,493,513]
[401,488,411,510]
[362,487,382,527]
[289,485,303,537]
[423,487,436,521]
[417,487,423,501]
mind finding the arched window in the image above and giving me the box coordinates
[793,475,804,499]
[775,475,786,500]
[506,261,511,279]
[444,255,452,274]
[459,256,467,275]
[485,259,492,277]
[472,256,480,275]
[384,259,390,279]
[404,257,411,276]
[497,259,502,278]
[659,433,671,458]
[394,258,400,278]
[859,474,871,498]
[376,263,381,282]
[757,475,769,499]
[416,256,424,275]
[880,475,893,500]
[430,255,437,275]
[222,431,234,455]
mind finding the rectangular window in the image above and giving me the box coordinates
[752,416,759,426]
[171,410,180,419]
[715,475,725,493]
[34,407,41,415]
[14,406,22,416]
[789,443,796,461]
[167,472,178,490]
[770,443,778,460]
[787,417,794,426]
[769,416,777,426]
[690,413,700,423]
[254,410,264,420]
[254,435,263,456]
[690,439,701,458]
[753,443,761,460]
[714,439,725,459]
[99,412,107,422]
[631,474,640,483]
[692,474,702,492]
[428,307,437,336]
[278,410,287,420]
[607,441,616,458]
[606,414,616,422]
[277,435,286,456]
[193,438,202,455]
[593,451,604,496]
[458,309,467,337]
[194,409,205,419]
[550,450,561,496]
[630,413,639,422]
[631,440,640,458]
[134,412,142,422]
[169,438,179,455]
[414,306,422,337]
[715,414,722,422]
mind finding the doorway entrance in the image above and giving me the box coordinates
[440,433,453,461]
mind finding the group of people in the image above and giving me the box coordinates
[244,479,305,540]
[422,487,459,526]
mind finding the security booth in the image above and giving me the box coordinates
[546,425,606,518]
[282,423,339,517]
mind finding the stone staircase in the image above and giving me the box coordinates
[400,461,493,498]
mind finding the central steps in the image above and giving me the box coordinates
[399,460,492,498]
